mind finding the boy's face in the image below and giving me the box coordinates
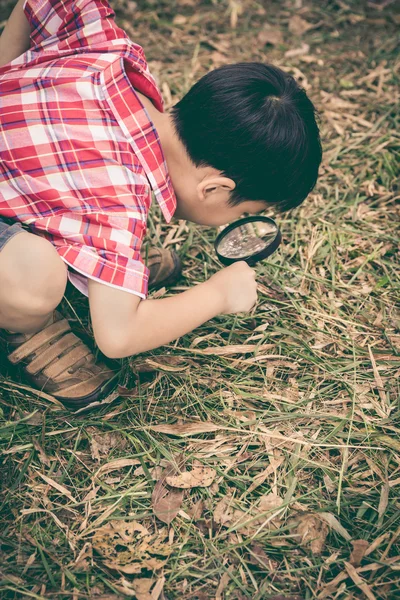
[174,197,266,226]
[172,170,267,226]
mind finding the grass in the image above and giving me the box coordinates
[0,0,399,598]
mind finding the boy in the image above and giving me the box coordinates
[0,0,322,408]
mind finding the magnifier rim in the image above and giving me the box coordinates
[214,215,281,266]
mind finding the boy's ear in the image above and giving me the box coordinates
[197,176,236,202]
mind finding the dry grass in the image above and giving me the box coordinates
[1,0,399,598]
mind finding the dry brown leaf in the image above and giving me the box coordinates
[92,521,171,574]
[215,566,233,599]
[95,458,141,477]
[88,429,127,462]
[350,539,369,566]
[83,486,99,502]
[210,51,231,66]
[152,484,184,525]
[258,492,284,514]
[288,15,314,36]
[319,512,351,541]
[132,578,154,600]
[152,462,185,525]
[151,577,165,600]
[149,421,222,436]
[172,14,187,25]
[248,543,275,569]
[368,345,388,409]
[323,474,335,493]
[291,513,329,554]
[32,439,51,466]
[258,27,284,46]
[228,0,243,29]
[378,482,390,522]
[214,493,283,536]
[133,355,193,373]
[187,499,204,520]
[344,562,377,600]
[165,461,216,489]
[74,542,92,571]
[285,43,310,58]
[247,456,284,494]
[197,344,273,356]
[214,496,241,527]
[37,473,77,503]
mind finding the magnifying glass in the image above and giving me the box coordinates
[215,216,281,266]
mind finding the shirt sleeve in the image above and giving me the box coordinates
[23,0,126,52]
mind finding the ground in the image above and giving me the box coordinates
[0,0,399,599]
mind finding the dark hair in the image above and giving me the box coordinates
[170,62,322,211]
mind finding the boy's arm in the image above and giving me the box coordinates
[89,262,257,359]
[0,0,30,67]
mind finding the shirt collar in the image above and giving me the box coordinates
[102,58,177,223]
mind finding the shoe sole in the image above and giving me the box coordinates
[56,374,119,410]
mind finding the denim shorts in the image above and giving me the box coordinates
[0,216,23,252]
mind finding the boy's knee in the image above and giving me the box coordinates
[2,233,67,316]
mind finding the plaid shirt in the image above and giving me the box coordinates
[0,0,176,298]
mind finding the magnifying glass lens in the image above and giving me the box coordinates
[215,217,281,265]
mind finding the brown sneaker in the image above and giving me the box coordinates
[143,247,182,290]
[2,312,118,409]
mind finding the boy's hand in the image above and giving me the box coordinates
[207,261,257,314]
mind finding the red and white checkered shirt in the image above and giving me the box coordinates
[0,0,176,298]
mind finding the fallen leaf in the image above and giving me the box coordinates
[92,521,171,574]
[88,429,127,462]
[152,462,185,525]
[378,482,390,522]
[172,14,187,25]
[348,13,365,24]
[21,550,37,575]
[214,496,237,527]
[187,499,204,520]
[151,576,165,600]
[319,512,352,541]
[149,421,222,436]
[32,439,51,466]
[117,385,137,397]
[165,461,216,489]
[23,410,43,425]
[214,493,284,535]
[323,474,335,493]
[247,456,284,494]
[197,343,273,356]
[291,513,329,554]
[95,458,141,477]
[132,578,154,600]
[83,486,99,502]
[216,566,233,599]
[210,51,230,66]
[258,492,284,514]
[37,473,77,503]
[133,355,193,373]
[344,562,377,600]
[285,43,310,58]
[258,27,284,46]
[350,539,369,566]
[74,542,92,571]
[248,543,275,569]
[288,15,313,36]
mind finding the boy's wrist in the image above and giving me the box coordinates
[201,278,226,316]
